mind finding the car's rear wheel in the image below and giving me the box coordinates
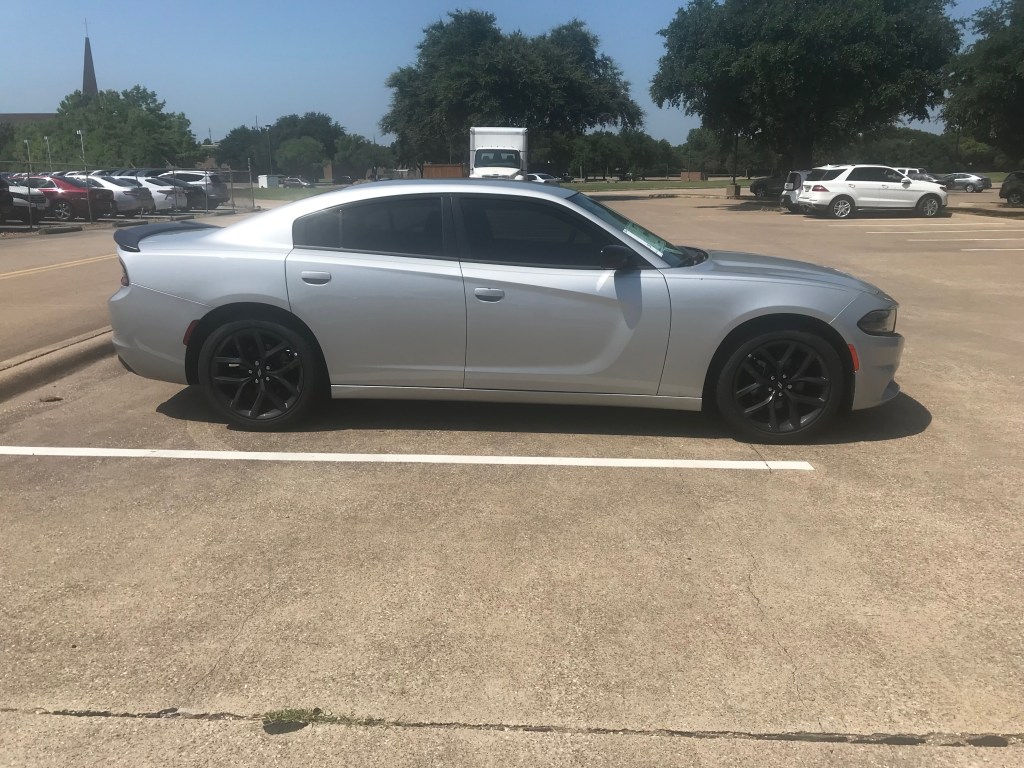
[1007,191,1023,206]
[51,200,74,222]
[715,330,844,444]
[964,183,976,193]
[753,186,767,199]
[828,196,854,219]
[198,319,322,430]
[917,194,941,218]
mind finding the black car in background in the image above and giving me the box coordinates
[749,173,786,199]
[0,176,14,222]
[1000,171,1023,206]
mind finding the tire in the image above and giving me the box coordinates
[198,319,323,430]
[714,329,844,444]
[1007,190,1023,207]
[828,196,854,219]
[753,186,767,199]
[964,183,976,193]
[51,199,75,222]
[917,194,941,218]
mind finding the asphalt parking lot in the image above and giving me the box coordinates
[1,197,1022,765]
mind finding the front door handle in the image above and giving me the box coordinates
[474,287,505,302]
[301,271,332,285]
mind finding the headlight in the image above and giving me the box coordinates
[858,308,897,335]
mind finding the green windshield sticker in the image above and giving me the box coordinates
[623,222,669,256]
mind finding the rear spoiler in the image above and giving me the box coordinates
[113,221,220,252]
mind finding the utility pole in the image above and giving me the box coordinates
[76,129,93,222]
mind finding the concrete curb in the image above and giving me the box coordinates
[0,328,114,404]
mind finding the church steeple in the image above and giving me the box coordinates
[83,32,97,95]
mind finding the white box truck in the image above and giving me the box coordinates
[469,127,528,180]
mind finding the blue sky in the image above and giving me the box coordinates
[0,0,992,145]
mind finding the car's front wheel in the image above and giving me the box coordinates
[715,330,844,444]
[964,183,976,193]
[1007,191,1023,206]
[828,196,854,219]
[198,319,323,430]
[917,194,941,218]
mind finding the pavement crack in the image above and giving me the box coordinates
[743,551,824,732]
[2,707,1021,748]
[185,559,276,701]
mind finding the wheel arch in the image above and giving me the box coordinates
[184,302,328,387]
[701,313,855,413]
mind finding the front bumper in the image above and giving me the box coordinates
[850,331,904,411]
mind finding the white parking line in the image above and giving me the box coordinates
[908,238,1024,242]
[0,445,814,471]
[961,248,1024,252]
[866,229,1024,235]
[828,222,1016,228]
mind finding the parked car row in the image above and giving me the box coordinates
[777,165,948,219]
[0,169,231,223]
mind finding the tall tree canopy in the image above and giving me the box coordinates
[3,86,199,169]
[944,0,1024,165]
[650,0,961,168]
[216,112,346,174]
[380,11,642,170]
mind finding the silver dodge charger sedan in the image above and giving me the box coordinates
[109,180,903,443]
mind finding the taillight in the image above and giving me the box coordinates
[811,185,829,192]
[118,257,129,287]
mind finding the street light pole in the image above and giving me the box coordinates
[43,136,52,173]
[76,129,93,222]
[23,139,33,175]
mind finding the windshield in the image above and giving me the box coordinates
[570,193,706,268]
[474,149,521,168]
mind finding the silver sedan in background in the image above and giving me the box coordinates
[109,180,904,443]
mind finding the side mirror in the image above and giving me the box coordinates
[600,244,637,270]
[902,178,912,185]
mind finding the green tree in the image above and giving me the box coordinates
[275,136,326,177]
[334,134,394,179]
[215,125,269,173]
[4,87,198,169]
[651,0,961,169]
[944,0,1024,165]
[380,11,642,170]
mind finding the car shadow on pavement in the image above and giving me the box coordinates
[156,387,930,443]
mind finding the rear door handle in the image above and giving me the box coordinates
[474,287,505,302]
[301,271,332,285]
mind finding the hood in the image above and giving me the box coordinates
[701,250,883,296]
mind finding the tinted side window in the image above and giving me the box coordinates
[807,169,845,182]
[847,167,887,182]
[458,196,615,269]
[293,196,443,257]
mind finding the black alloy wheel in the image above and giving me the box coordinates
[1007,191,1023,206]
[715,330,843,444]
[198,319,321,430]
[51,199,74,222]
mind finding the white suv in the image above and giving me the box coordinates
[798,164,947,219]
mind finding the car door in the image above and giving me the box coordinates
[880,167,918,207]
[285,194,467,387]
[454,194,671,394]
[843,166,888,207]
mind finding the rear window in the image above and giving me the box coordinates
[208,174,225,184]
[807,169,844,182]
